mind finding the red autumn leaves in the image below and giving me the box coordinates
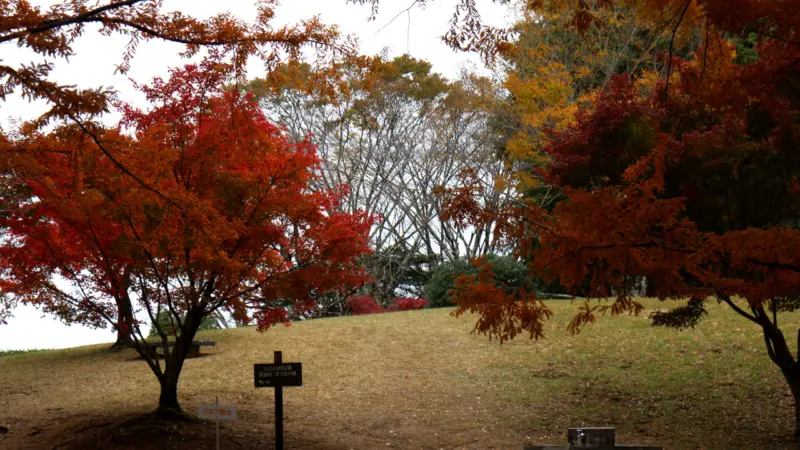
[0,61,374,337]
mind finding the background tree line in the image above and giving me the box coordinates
[237,4,686,315]
[246,55,518,314]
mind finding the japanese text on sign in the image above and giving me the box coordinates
[198,404,237,420]
[254,362,303,387]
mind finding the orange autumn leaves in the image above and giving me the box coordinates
[451,258,553,342]
[442,0,800,340]
[0,0,364,133]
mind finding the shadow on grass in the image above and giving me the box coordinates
[32,410,355,450]
[49,412,229,449]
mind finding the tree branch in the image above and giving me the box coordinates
[0,0,145,44]
[719,294,759,325]
[663,0,691,105]
[374,0,420,36]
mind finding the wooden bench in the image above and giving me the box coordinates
[127,340,216,358]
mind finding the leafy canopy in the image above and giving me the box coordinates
[440,0,800,343]
[0,59,373,344]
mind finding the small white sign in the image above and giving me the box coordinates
[198,403,237,421]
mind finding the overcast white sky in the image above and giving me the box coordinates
[0,0,516,351]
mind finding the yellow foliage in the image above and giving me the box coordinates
[635,69,661,95]
[499,2,675,191]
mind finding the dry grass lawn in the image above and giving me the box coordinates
[1,297,799,449]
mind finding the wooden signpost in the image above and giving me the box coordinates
[254,351,303,450]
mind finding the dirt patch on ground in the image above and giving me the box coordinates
[0,412,350,450]
[5,413,216,449]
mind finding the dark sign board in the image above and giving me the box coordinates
[254,363,303,388]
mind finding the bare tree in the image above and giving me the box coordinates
[250,56,516,307]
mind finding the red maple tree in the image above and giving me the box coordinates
[0,61,372,417]
[0,0,373,347]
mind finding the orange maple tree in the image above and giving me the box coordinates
[0,61,372,417]
[439,0,800,438]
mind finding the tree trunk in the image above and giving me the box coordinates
[758,319,800,440]
[153,309,201,419]
[722,297,800,440]
[785,368,800,440]
[108,304,134,350]
[156,370,185,419]
[779,327,800,440]
[108,274,134,351]
[645,277,658,297]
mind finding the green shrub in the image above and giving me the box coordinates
[0,348,48,358]
[424,259,472,308]
[424,254,537,308]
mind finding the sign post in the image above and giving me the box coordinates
[254,351,303,450]
[273,352,283,450]
[197,397,237,450]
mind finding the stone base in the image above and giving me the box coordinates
[523,426,662,450]
[523,446,662,450]
[569,427,616,447]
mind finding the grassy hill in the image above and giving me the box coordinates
[0,298,798,449]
